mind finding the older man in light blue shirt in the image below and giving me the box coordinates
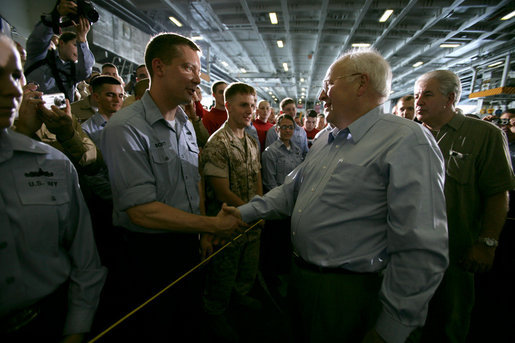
[234,48,449,343]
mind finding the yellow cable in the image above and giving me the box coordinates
[88,219,263,343]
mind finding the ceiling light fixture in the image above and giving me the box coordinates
[487,61,503,68]
[277,40,284,48]
[268,91,273,95]
[379,10,394,23]
[191,36,203,41]
[240,68,247,73]
[351,43,371,47]
[501,10,515,20]
[269,12,278,24]
[169,16,182,27]
[440,43,460,48]
[300,78,305,82]
[221,61,229,67]
[412,61,424,68]
[283,62,288,71]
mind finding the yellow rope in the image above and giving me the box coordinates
[88,219,263,343]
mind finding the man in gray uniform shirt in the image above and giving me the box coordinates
[0,35,106,342]
[228,48,450,343]
[100,33,243,341]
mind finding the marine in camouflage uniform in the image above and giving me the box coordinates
[202,120,262,315]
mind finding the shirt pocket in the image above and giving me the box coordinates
[14,174,69,257]
[446,150,474,185]
[150,145,175,164]
[319,161,385,212]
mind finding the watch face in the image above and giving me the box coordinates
[479,237,498,247]
[485,238,495,247]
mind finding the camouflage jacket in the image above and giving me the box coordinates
[202,122,261,216]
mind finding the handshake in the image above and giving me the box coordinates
[201,204,250,259]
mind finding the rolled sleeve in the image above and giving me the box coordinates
[100,123,157,212]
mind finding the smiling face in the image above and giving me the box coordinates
[277,117,294,143]
[282,102,296,117]
[226,92,256,129]
[153,45,201,107]
[0,39,23,129]
[94,84,124,116]
[318,59,360,127]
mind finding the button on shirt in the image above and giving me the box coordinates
[239,106,449,342]
[429,114,515,262]
[262,140,304,191]
[0,128,107,335]
[100,91,201,233]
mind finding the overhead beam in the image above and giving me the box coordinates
[304,0,330,105]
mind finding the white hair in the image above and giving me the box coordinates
[337,48,392,99]
[416,70,462,107]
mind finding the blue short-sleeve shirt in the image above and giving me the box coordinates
[100,91,201,233]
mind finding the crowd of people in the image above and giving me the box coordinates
[1,1,514,343]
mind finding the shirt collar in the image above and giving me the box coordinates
[141,91,188,127]
[327,106,383,144]
[0,128,48,162]
[442,111,465,131]
[91,112,108,128]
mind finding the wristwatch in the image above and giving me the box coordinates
[477,237,499,247]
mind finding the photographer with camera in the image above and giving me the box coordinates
[24,0,97,102]
[14,80,103,176]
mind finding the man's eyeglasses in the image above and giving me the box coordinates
[322,73,361,93]
[279,125,294,130]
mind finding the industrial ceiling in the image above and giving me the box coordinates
[94,0,515,108]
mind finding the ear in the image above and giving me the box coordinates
[92,92,100,103]
[356,73,369,97]
[224,101,230,112]
[447,92,456,108]
[151,58,165,77]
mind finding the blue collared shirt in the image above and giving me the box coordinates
[0,128,106,335]
[81,112,107,146]
[262,139,304,191]
[81,113,111,199]
[100,91,201,233]
[265,122,308,155]
[239,106,449,343]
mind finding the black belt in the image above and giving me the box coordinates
[294,255,377,275]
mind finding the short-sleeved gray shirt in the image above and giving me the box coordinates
[100,91,201,233]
